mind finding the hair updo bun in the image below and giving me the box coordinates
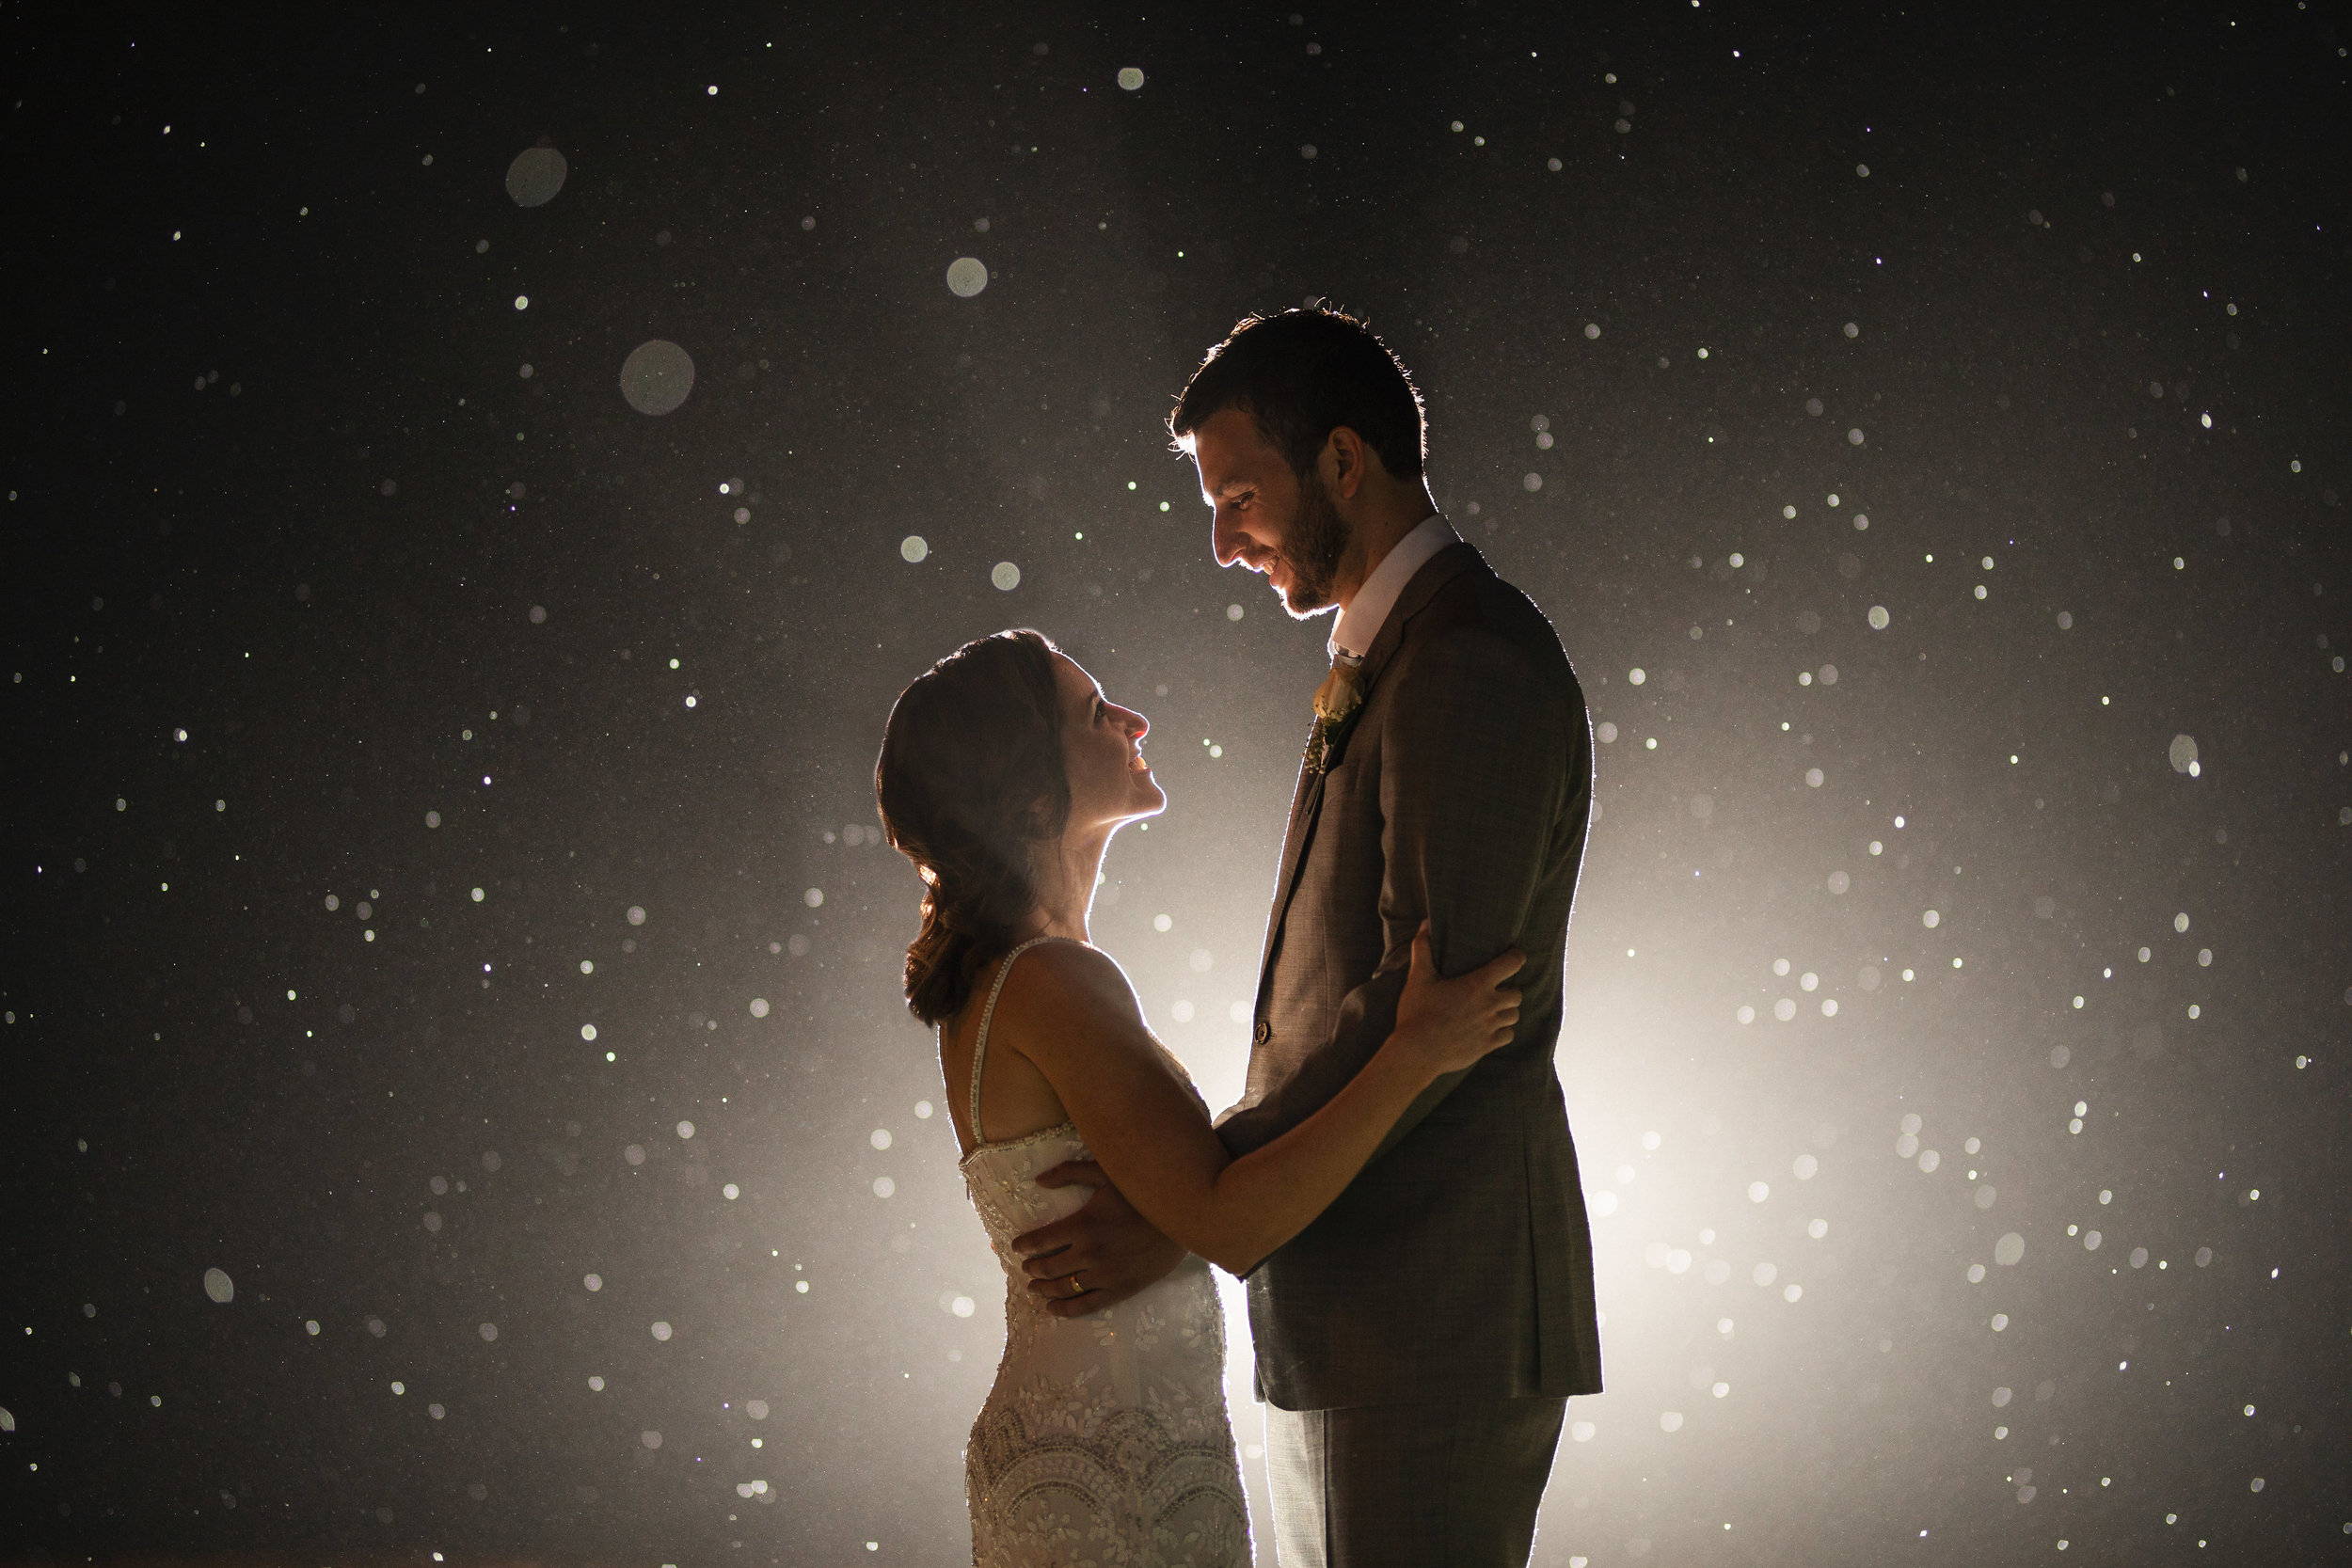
[875,629,1070,1024]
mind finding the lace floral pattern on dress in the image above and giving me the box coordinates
[961,1123,1248,1567]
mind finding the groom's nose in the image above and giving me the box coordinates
[1211,506,1248,567]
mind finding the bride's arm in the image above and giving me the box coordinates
[997,928,1519,1276]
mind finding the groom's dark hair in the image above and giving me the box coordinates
[1168,305,1426,482]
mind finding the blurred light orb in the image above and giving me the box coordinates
[1867,605,1891,629]
[900,534,930,562]
[203,1268,234,1304]
[946,257,990,297]
[620,341,696,416]
[992,562,1022,591]
[2169,734,2200,774]
[1117,67,1145,90]
[650,1322,673,1341]
[505,147,568,207]
[1994,1232,2026,1265]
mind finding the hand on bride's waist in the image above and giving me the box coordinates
[1009,1159,1188,1318]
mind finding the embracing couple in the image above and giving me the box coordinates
[874,307,1601,1566]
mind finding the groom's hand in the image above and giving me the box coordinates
[1011,1161,1186,1318]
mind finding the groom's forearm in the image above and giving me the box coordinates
[1367,1064,1472,1162]
[1216,967,1408,1158]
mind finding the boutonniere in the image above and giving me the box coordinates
[1304,661,1365,776]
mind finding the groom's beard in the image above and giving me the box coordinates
[1275,470,1352,618]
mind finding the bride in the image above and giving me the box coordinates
[875,628,1524,1564]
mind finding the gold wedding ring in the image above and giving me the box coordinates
[1067,1273,1088,1297]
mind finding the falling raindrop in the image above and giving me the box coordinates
[505,147,568,207]
[620,341,696,416]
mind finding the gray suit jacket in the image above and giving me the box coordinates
[1216,541,1602,1410]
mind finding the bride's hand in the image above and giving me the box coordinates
[1391,920,1525,1078]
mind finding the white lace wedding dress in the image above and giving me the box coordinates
[954,937,1250,1566]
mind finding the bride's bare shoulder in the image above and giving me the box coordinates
[992,940,1147,1044]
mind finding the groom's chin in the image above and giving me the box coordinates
[1279,582,1335,619]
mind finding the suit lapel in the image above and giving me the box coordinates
[1256,542,1489,980]
[1267,754,1327,938]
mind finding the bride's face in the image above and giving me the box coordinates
[1052,653,1164,836]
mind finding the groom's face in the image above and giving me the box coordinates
[1187,406,1350,620]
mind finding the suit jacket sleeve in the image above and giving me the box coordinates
[1218,626,1572,1162]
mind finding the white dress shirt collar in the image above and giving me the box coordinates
[1328,513,1461,663]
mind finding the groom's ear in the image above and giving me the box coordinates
[1323,425,1374,501]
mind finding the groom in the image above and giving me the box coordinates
[1013,306,1600,1565]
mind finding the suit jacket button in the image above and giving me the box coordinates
[1252,1020,1272,1046]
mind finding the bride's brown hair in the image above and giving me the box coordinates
[874,629,1071,1025]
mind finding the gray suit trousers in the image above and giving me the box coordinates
[1264,1396,1568,1567]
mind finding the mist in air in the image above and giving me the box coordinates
[3,5,2347,1564]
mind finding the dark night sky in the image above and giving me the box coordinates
[3,3,2348,1564]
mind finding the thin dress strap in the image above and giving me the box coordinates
[967,936,1062,1147]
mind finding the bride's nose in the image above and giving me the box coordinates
[1117,706,1149,740]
